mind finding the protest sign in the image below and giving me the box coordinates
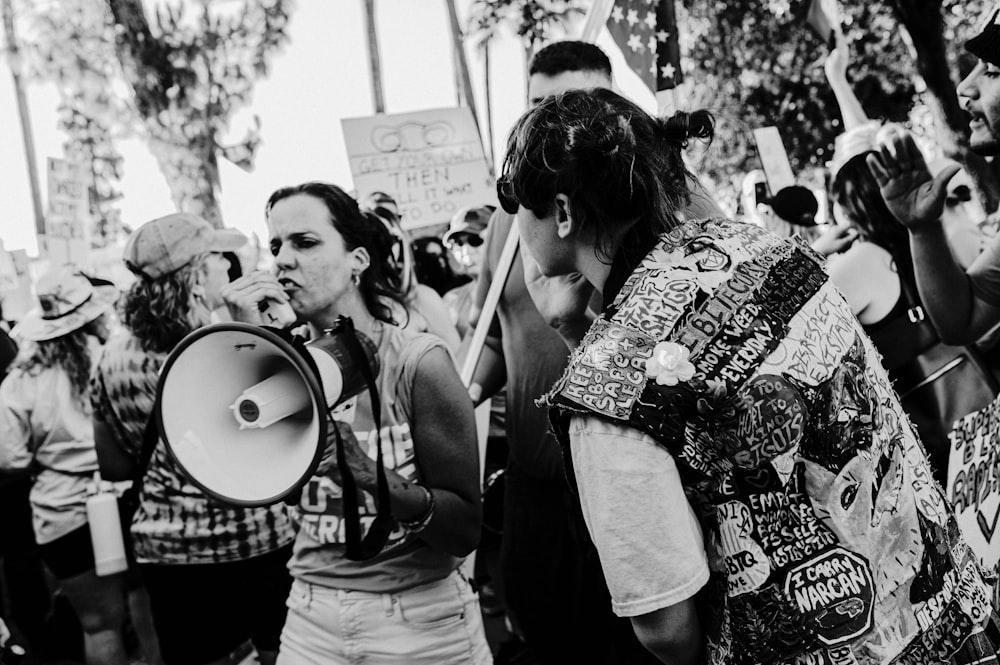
[947,395,1000,569]
[753,127,797,195]
[342,107,494,230]
[42,157,90,267]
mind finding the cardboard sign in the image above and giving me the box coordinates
[753,127,796,195]
[44,157,90,267]
[946,394,1000,569]
[342,107,494,230]
[0,249,32,321]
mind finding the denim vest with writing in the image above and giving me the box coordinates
[544,219,993,665]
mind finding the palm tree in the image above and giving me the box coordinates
[362,0,385,113]
[465,0,583,158]
[2,0,45,237]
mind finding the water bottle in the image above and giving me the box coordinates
[86,474,128,576]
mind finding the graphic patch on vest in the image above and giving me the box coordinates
[783,548,875,647]
[718,500,771,595]
[612,274,699,341]
[734,375,808,469]
[549,319,654,419]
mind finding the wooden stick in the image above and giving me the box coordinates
[460,220,520,386]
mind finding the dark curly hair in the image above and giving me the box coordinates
[501,87,713,263]
[16,325,96,407]
[120,257,211,354]
[266,182,407,325]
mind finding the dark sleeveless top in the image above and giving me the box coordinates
[862,283,997,485]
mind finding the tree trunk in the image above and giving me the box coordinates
[106,0,223,226]
[362,0,386,113]
[3,0,46,238]
[889,0,1000,212]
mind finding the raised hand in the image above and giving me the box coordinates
[866,127,961,232]
[810,224,858,257]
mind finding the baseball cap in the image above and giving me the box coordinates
[124,212,247,280]
[829,121,880,186]
[967,5,1000,68]
[443,205,495,246]
[761,186,819,227]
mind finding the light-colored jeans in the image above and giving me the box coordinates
[276,571,493,665]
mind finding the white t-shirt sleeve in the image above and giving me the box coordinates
[569,414,710,618]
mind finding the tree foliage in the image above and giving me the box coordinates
[467,0,585,55]
[677,0,993,213]
[14,0,292,232]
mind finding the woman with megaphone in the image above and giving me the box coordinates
[221,182,490,665]
[91,213,297,665]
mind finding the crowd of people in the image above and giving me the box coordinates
[2,7,1000,665]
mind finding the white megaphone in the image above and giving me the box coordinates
[155,319,379,506]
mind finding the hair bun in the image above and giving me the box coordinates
[567,115,631,159]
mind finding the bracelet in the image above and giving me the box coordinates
[399,484,435,535]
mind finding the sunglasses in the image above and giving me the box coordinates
[945,185,973,208]
[450,234,484,248]
[497,177,519,215]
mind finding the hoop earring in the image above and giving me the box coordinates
[351,271,361,286]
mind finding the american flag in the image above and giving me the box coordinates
[606,0,683,92]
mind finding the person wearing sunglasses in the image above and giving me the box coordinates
[508,85,998,665]
[469,40,672,665]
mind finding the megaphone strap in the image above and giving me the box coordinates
[329,317,394,562]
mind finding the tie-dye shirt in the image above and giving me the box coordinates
[544,218,997,665]
[92,331,295,564]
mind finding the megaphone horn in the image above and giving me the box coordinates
[155,320,380,507]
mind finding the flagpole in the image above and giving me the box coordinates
[580,0,614,43]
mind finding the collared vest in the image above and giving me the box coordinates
[544,218,995,665]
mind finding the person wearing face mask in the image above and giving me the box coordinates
[0,267,158,665]
[92,214,296,665]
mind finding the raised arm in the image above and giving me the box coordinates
[867,127,1000,343]
[824,30,870,132]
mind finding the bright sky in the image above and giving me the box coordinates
[0,0,651,263]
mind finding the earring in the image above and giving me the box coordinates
[351,271,361,286]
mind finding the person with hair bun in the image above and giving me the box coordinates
[503,87,998,664]
[223,182,489,665]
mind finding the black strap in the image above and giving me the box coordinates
[96,369,159,521]
[898,275,999,397]
[119,394,161,522]
[325,317,393,561]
